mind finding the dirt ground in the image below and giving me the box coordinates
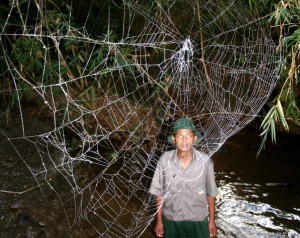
[0,105,158,238]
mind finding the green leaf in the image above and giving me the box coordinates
[276,100,289,131]
[91,86,96,101]
[270,118,276,143]
[248,0,253,11]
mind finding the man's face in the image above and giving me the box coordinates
[172,129,197,152]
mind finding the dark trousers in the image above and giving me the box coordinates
[163,217,209,238]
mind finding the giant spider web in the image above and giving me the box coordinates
[0,0,281,237]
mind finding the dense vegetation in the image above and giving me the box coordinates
[0,0,299,154]
[248,0,300,154]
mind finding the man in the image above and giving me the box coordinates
[149,118,218,238]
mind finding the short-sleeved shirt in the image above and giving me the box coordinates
[149,148,219,222]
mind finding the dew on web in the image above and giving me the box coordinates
[0,0,282,237]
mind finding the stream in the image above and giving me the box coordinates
[213,127,300,238]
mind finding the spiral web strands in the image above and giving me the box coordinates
[0,0,281,237]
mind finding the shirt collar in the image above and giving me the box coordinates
[172,147,197,164]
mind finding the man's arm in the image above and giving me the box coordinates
[207,196,217,237]
[154,195,163,237]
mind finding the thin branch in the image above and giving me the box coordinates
[196,0,212,89]
[0,178,52,195]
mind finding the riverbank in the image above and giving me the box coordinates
[1,105,300,237]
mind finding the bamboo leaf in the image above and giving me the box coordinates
[257,106,277,157]
[78,86,92,98]
[276,100,284,117]
[276,100,289,131]
[259,129,269,136]
[91,86,96,101]
[248,0,253,11]
[270,118,276,143]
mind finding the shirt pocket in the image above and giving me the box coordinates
[194,185,206,197]
[191,184,207,209]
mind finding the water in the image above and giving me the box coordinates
[213,127,300,238]
[216,174,300,237]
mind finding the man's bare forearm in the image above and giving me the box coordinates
[154,196,164,237]
[207,196,215,221]
[156,196,163,222]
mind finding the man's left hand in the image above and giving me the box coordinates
[209,220,217,237]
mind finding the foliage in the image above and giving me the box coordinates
[2,0,299,156]
[0,0,138,109]
[256,0,300,156]
[258,100,289,154]
[0,0,142,155]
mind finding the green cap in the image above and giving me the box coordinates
[167,118,202,146]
